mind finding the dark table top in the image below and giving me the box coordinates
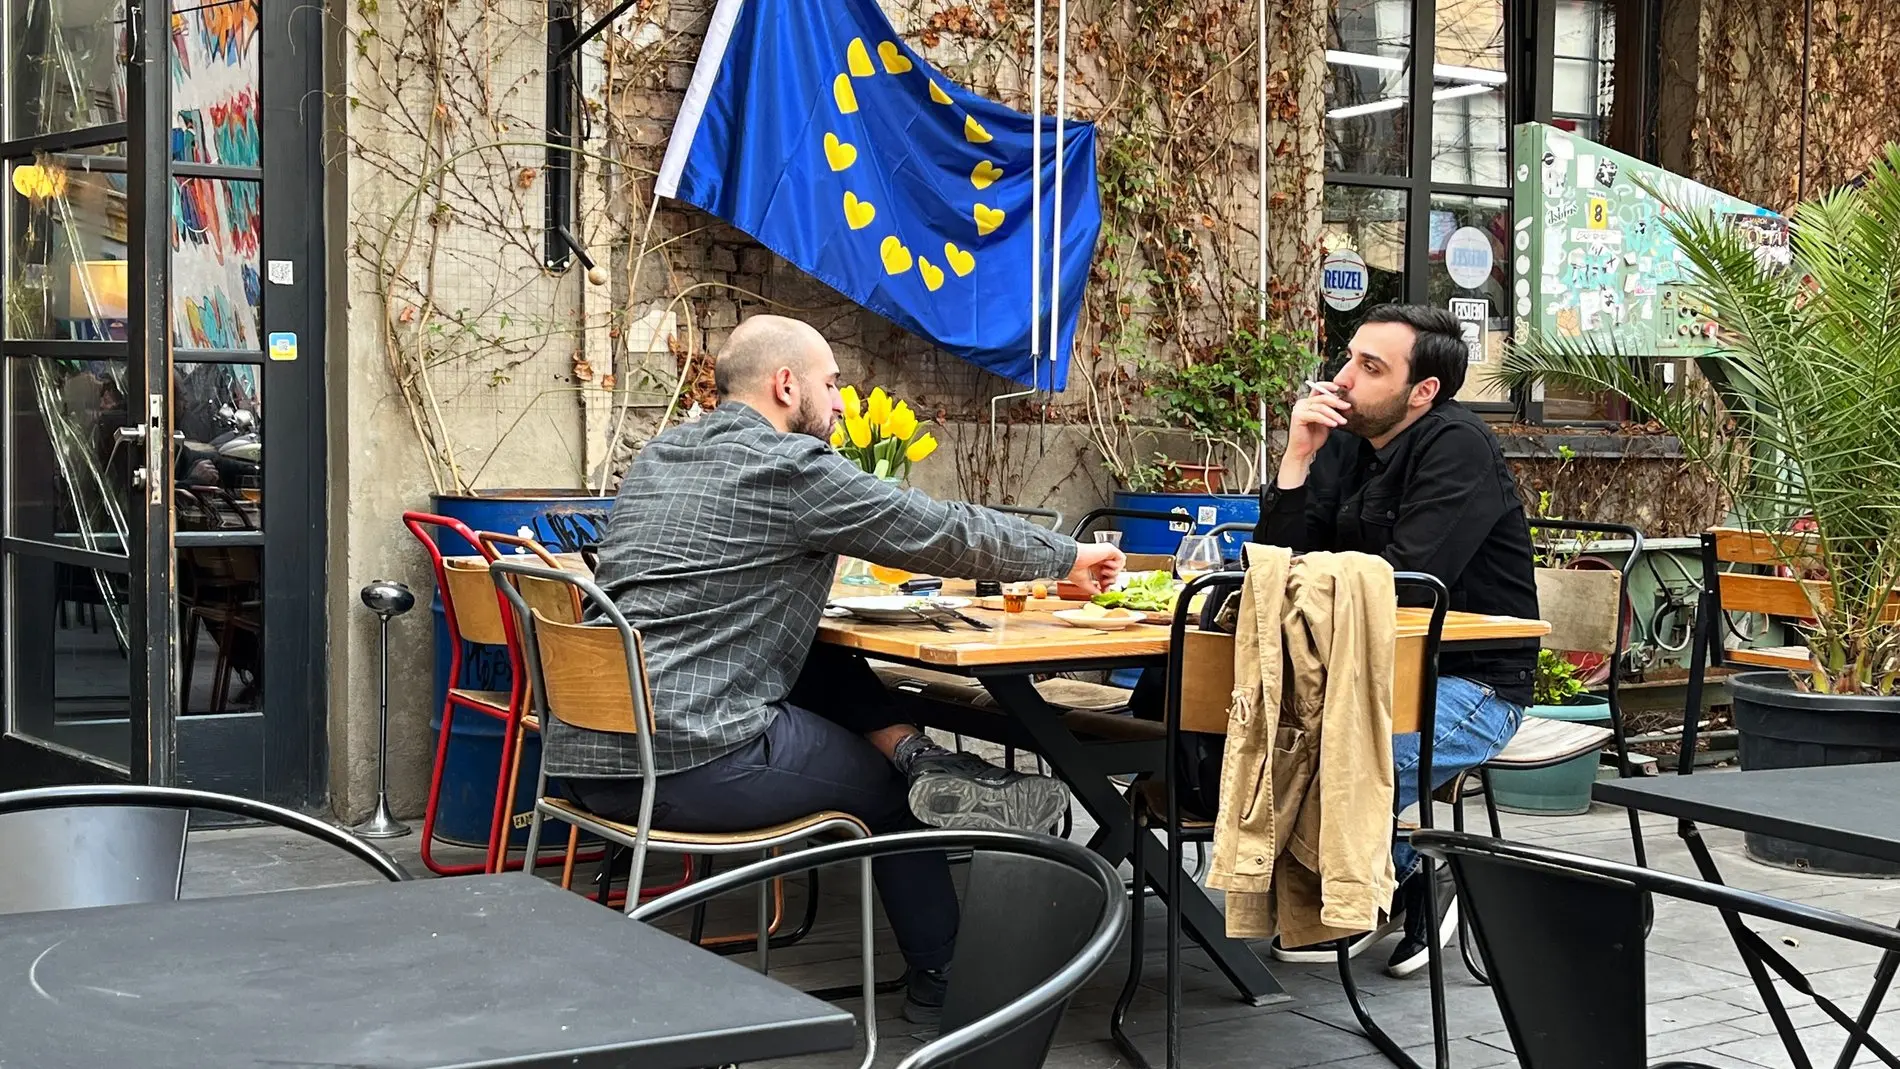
[0,873,856,1069]
[1594,764,1900,864]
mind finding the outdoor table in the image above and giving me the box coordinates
[821,596,1548,1005]
[0,873,856,1069]
[1596,764,1900,1069]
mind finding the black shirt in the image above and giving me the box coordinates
[1254,400,1539,707]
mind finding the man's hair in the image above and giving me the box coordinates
[1361,303,1468,402]
[713,315,822,398]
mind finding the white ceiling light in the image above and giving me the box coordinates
[1327,82,1499,120]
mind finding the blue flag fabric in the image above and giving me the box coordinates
[656,0,1101,390]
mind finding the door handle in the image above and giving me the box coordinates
[129,394,163,503]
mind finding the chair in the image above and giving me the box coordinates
[631,828,1128,1069]
[0,784,407,914]
[1071,507,1196,573]
[1448,520,1650,978]
[1109,569,1454,1069]
[987,503,1066,531]
[1416,828,1900,1069]
[490,558,873,962]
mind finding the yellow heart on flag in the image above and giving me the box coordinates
[847,38,874,77]
[973,203,1005,236]
[970,160,1002,190]
[918,257,945,291]
[964,115,992,143]
[824,133,857,171]
[833,74,858,114]
[928,80,953,105]
[843,192,876,229]
[878,41,913,74]
[880,236,913,275]
[943,242,975,276]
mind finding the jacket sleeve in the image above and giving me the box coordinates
[1379,425,1510,584]
[784,443,1079,581]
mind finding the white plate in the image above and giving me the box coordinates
[830,595,971,623]
[1051,607,1146,631]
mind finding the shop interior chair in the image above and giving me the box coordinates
[1416,828,1900,1069]
[0,785,406,915]
[1447,519,1650,980]
[633,828,1127,1069]
[1109,569,1455,1069]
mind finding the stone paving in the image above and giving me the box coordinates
[179,775,1900,1068]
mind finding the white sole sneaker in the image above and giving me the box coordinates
[1384,893,1459,978]
[1270,913,1404,963]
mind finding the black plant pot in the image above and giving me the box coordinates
[1732,671,1900,877]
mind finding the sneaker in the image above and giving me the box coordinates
[1385,864,1458,978]
[903,966,947,1025]
[905,751,1071,833]
[1269,907,1404,963]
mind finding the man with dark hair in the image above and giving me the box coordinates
[1258,301,1537,975]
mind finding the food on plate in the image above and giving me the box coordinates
[1090,570,1179,613]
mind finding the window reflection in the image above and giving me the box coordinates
[6,152,130,342]
[1553,0,1615,142]
[7,0,128,139]
[1327,0,1414,176]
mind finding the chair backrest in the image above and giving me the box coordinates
[985,503,1065,532]
[628,829,1127,1069]
[1068,507,1195,540]
[488,559,653,738]
[1416,827,1900,1069]
[475,530,585,624]
[0,807,189,914]
[1701,527,1833,671]
[441,557,510,645]
[0,786,408,915]
[1533,567,1623,655]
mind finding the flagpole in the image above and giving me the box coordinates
[989,0,1046,483]
[1043,0,1068,454]
[1254,0,1270,489]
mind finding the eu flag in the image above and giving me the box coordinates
[655,0,1101,391]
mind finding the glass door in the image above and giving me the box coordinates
[0,0,176,785]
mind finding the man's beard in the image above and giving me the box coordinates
[1340,390,1409,440]
[790,394,833,440]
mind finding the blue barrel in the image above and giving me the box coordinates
[427,491,614,847]
[1110,491,1259,558]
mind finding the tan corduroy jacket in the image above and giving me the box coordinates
[1206,544,1398,946]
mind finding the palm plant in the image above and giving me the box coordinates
[1495,144,1900,695]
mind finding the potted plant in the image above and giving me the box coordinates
[1105,328,1312,554]
[1498,145,1900,866]
[1487,650,1614,815]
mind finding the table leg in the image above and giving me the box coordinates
[979,674,1287,1007]
[1681,819,1818,1069]
[1838,948,1899,1069]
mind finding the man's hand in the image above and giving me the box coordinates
[1066,543,1125,595]
[1278,383,1351,488]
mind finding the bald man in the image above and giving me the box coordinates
[549,314,1123,1023]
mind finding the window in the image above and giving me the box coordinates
[1319,0,1655,423]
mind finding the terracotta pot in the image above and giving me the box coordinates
[1170,464,1226,494]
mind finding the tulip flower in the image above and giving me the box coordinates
[888,402,918,441]
[905,432,938,463]
[846,413,872,449]
[867,387,891,433]
[839,385,862,419]
[829,422,846,448]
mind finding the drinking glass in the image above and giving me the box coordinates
[868,563,913,595]
[1175,534,1222,581]
[1092,530,1123,548]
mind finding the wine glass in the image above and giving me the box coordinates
[1175,534,1222,582]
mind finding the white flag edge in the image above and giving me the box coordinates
[654,0,748,199]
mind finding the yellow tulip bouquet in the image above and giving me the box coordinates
[829,385,938,481]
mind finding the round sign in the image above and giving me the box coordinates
[1444,226,1494,289]
[1321,248,1370,311]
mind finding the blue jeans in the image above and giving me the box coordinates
[1391,675,1524,881]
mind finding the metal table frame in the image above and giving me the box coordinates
[1596,767,1900,1069]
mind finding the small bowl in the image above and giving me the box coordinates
[1051,607,1146,631]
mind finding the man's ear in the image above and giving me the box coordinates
[772,366,797,407]
[1410,376,1442,408]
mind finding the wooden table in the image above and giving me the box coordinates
[819,593,1548,1006]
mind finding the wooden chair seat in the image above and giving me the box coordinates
[448,687,510,712]
[538,797,870,847]
[871,665,1133,713]
[1133,778,1213,829]
[1061,709,1164,742]
[1485,717,1615,770]
[1726,644,1814,671]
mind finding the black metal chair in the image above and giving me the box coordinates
[1449,520,1650,981]
[1069,507,1197,541]
[1109,570,1455,1069]
[1416,828,1900,1069]
[0,785,409,913]
[632,828,1128,1069]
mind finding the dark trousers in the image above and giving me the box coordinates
[566,645,959,971]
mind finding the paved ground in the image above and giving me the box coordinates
[181,777,1900,1068]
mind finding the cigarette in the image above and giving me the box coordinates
[1305,380,1340,394]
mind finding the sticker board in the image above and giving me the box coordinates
[1513,122,1781,357]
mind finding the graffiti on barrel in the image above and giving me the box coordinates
[506,508,611,555]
